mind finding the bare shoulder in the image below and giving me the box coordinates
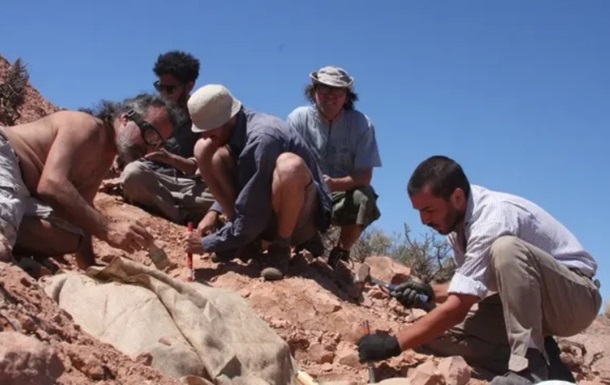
[51,110,105,135]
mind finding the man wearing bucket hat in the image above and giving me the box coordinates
[183,84,332,280]
[287,66,382,267]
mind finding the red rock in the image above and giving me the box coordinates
[0,331,64,385]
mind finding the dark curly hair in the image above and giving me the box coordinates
[153,51,200,84]
[304,84,359,111]
[88,93,183,134]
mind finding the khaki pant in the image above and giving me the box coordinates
[421,236,601,374]
[121,161,215,225]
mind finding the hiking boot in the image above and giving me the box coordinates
[235,240,263,263]
[490,349,548,385]
[260,242,291,281]
[545,336,576,382]
[328,246,350,269]
[295,233,325,258]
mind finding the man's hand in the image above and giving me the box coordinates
[197,211,220,235]
[323,175,337,192]
[104,220,154,253]
[390,280,435,309]
[184,229,205,254]
[357,334,402,362]
[144,148,174,165]
[108,155,124,177]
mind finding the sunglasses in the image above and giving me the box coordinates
[153,80,182,94]
[125,109,166,148]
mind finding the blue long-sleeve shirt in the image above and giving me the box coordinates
[202,109,332,253]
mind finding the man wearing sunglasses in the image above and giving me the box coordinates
[287,66,382,271]
[183,84,332,281]
[120,50,214,225]
[0,93,179,270]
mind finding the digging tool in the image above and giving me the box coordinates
[187,222,194,282]
[361,320,376,383]
[148,242,171,270]
[355,264,429,303]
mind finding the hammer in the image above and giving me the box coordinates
[355,264,429,303]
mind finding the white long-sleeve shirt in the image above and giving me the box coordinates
[447,185,597,298]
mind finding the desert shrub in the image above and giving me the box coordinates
[322,223,456,283]
[387,224,456,283]
[0,58,29,126]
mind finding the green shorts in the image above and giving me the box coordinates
[331,185,381,228]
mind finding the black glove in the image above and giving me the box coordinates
[390,280,434,309]
[356,334,402,362]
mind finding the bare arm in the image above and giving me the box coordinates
[145,148,198,175]
[326,168,373,192]
[395,293,479,350]
[72,179,105,268]
[430,282,450,304]
[36,124,111,241]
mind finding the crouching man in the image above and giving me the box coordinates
[356,155,600,385]
[183,84,332,280]
[0,94,179,268]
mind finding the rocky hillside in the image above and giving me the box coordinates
[0,53,608,385]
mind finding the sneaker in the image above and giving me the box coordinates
[545,336,576,382]
[260,242,291,281]
[328,247,350,269]
[295,233,325,258]
[490,349,548,385]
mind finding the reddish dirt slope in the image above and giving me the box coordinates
[1,52,608,385]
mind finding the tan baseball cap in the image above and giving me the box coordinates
[188,84,242,133]
[309,66,354,89]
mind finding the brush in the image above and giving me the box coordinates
[148,242,170,270]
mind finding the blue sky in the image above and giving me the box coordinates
[2,1,609,305]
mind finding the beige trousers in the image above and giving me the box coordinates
[421,236,601,374]
[121,161,215,225]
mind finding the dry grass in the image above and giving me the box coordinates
[605,301,610,318]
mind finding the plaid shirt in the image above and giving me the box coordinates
[447,185,597,298]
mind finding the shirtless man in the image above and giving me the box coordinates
[0,93,180,268]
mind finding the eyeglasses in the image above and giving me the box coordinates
[125,109,166,148]
[153,80,182,94]
[315,84,347,96]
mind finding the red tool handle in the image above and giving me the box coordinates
[187,222,194,282]
[362,320,371,335]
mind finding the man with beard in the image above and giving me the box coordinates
[0,93,179,269]
[287,66,382,268]
[120,50,214,225]
[356,155,601,385]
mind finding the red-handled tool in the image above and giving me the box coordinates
[187,222,194,282]
[362,320,376,383]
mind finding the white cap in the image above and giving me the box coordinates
[188,84,242,133]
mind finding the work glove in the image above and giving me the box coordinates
[357,334,402,362]
[390,280,434,309]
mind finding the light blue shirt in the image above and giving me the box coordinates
[287,106,382,178]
